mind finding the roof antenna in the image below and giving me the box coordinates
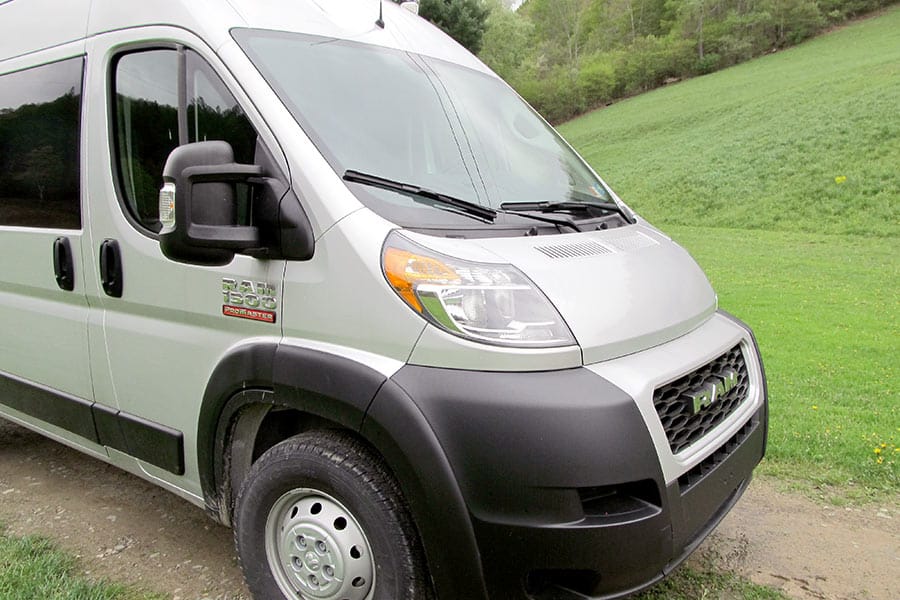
[375,0,385,28]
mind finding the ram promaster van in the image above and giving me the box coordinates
[0,1,768,598]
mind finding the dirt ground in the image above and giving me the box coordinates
[0,418,896,600]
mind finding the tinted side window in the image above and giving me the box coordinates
[0,57,83,229]
[114,49,256,232]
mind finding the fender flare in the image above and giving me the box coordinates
[197,341,278,518]
[362,378,489,600]
[197,342,386,516]
[196,342,488,600]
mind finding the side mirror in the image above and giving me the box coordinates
[159,141,262,266]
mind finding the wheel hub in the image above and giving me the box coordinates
[266,490,374,600]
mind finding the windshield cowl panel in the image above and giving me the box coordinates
[233,28,625,234]
[350,184,631,239]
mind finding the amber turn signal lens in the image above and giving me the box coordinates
[382,247,460,313]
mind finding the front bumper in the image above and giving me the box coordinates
[376,311,767,599]
[474,412,764,599]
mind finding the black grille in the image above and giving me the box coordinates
[653,344,750,454]
[678,420,755,492]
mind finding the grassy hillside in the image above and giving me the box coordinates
[666,227,897,497]
[560,9,899,499]
[560,8,899,239]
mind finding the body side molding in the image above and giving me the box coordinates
[93,403,185,474]
[0,370,184,474]
[0,369,97,441]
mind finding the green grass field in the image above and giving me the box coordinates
[561,9,899,239]
[560,9,899,500]
[0,528,162,600]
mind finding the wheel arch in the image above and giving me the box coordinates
[196,341,489,600]
[197,341,385,522]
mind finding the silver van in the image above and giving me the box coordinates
[0,1,768,598]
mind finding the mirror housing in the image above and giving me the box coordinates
[249,140,316,262]
[159,141,262,266]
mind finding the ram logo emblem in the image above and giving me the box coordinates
[222,278,277,309]
[689,370,738,414]
[221,278,278,323]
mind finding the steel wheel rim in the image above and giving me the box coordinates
[265,488,375,600]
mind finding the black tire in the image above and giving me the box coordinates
[233,430,432,600]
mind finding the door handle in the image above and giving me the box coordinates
[99,239,123,298]
[52,237,75,291]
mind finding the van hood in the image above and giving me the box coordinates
[408,225,717,364]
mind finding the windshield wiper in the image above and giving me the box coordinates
[500,200,635,224]
[496,208,581,233]
[343,170,497,223]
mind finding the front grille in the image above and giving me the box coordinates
[678,420,755,493]
[653,344,750,454]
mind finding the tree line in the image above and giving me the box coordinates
[408,0,894,122]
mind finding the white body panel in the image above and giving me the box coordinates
[281,209,426,363]
[224,0,490,71]
[472,225,717,365]
[0,37,94,411]
[402,224,716,369]
[0,230,92,399]
[81,26,288,496]
[0,0,91,61]
[408,325,583,371]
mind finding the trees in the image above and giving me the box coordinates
[474,0,892,122]
[387,0,891,122]
[524,0,592,66]
[479,0,533,79]
[418,0,491,53]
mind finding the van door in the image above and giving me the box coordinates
[0,54,104,455]
[83,32,286,499]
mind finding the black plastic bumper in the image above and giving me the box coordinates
[477,415,765,599]
[371,358,767,600]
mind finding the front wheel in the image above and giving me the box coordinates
[233,430,432,600]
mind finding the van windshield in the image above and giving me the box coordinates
[233,29,616,226]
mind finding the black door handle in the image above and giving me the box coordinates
[52,237,75,291]
[99,239,123,298]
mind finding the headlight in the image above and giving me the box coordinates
[382,232,575,347]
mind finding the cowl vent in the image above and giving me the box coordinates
[534,241,612,259]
